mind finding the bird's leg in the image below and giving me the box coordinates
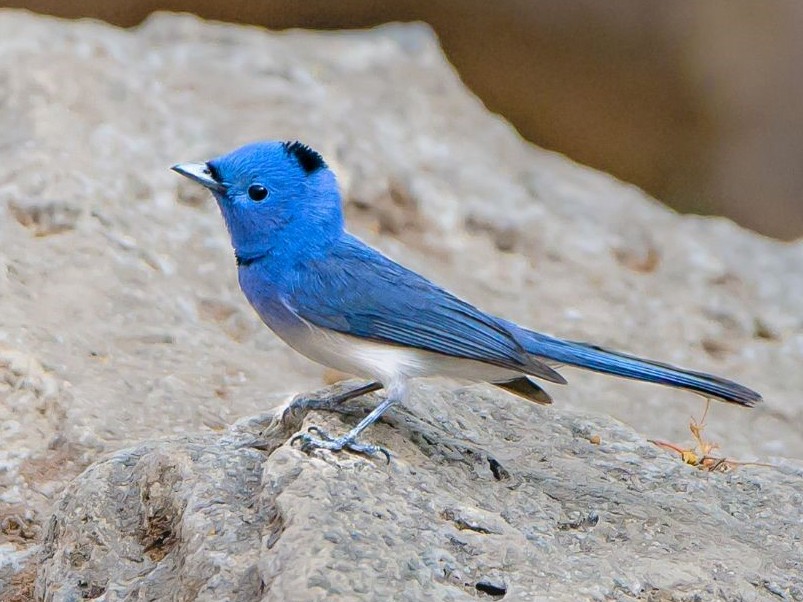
[292,383,404,461]
[244,381,382,451]
[281,380,383,421]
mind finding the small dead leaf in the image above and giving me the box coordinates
[680,450,699,465]
[649,399,772,472]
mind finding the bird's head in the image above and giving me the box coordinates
[172,140,343,261]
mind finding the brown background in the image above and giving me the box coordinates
[7,0,803,239]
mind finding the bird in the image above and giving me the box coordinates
[172,140,761,458]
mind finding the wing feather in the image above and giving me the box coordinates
[285,236,566,384]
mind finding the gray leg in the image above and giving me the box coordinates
[334,380,384,401]
[283,380,383,418]
[292,384,404,461]
[245,381,383,452]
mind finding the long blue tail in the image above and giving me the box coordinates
[511,327,761,407]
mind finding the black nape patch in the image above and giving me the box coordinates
[283,141,326,174]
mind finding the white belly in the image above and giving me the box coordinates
[278,317,523,389]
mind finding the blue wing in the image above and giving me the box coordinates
[285,235,566,384]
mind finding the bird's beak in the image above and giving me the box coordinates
[171,162,228,193]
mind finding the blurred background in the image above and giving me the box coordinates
[7,0,802,240]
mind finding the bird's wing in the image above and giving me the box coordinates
[284,236,566,384]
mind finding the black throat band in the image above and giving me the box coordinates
[235,251,270,267]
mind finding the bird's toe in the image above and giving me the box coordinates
[290,426,390,462]
[306,425,334,441]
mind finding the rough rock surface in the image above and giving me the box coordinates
[0,10,800,600]
[35,384,803,600]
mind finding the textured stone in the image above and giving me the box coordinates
[0,10,800,599]
[36,384,803,600]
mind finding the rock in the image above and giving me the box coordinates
[7,198,81,237]
[0,10,800,599]
[35,383,803,600]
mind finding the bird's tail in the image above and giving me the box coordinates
[513,328,761,407]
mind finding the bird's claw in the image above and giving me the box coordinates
[306,425,333,439]
[291,426,391,463]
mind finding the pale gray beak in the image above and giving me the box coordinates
[171,162,227,193]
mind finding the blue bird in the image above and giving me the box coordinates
[172,141,761,458]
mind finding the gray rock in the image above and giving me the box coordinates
[35,383,803,601]
[0,9,800,599]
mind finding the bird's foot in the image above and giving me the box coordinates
[291,425,391,463]
[244,381,383,451]
[280,381,383,423]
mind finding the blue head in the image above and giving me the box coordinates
[173,141,343,261]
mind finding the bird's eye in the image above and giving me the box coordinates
[247,184,269,202]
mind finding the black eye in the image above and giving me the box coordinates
[247,184,269,201]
